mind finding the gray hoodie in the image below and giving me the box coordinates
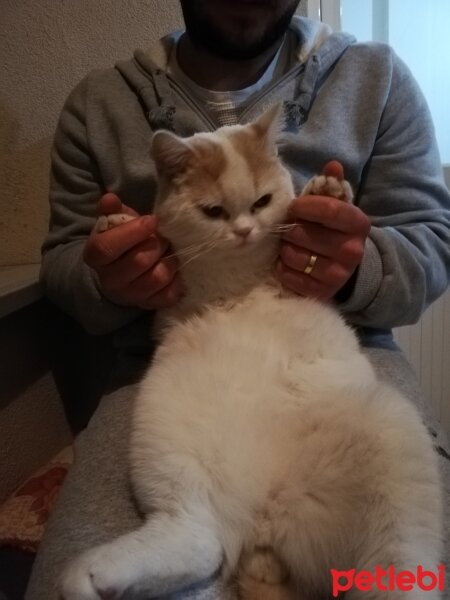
[41,16,450,341]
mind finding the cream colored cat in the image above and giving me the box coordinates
[60,106,443,600]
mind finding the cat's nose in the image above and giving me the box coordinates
[234,225,253,238]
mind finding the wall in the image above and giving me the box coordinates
[0,0,184,266]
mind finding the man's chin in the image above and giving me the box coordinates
[180,0,299,61]
[190,26,282,62]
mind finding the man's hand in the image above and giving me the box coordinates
[84,193,182,310]
[277,162,371,301]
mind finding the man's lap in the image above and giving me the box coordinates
[25,347,450,599]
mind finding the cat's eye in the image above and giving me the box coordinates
[252,194,272,212]
[201,205,229,220]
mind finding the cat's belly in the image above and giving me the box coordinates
[131,291,379,507]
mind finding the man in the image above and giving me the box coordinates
[27,0,450,597]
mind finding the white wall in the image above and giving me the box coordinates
[388,0,450,164]
[341,0,372,41]
[0,0,183,266]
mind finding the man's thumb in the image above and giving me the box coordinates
[97,193,140,217]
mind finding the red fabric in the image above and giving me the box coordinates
[0,446,73,552]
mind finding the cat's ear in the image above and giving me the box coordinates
[252,103,284,155]
[151,130,193,175]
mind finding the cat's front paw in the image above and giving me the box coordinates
[301,174,353,203]
[95,213,136,233]
[59,544,131,600]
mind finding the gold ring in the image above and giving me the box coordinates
[304,253,318,275]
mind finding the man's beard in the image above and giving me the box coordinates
[179,0,301,61]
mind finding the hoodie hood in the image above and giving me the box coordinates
[115,16,355,132]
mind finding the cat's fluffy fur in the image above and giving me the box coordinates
[60,106,443,600]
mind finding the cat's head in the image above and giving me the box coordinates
[150,105,294,264]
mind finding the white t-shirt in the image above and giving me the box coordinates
[167,32,298,127]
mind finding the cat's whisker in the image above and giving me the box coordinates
[179,238,219,255]
[177,238,221,270]
[164,238,219,261]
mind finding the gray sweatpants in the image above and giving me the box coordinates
[26,347,450,599]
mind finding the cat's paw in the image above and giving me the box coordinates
[95,213,136,233]
[301,174,353,203]
[59,544,133,600]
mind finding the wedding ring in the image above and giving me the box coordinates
[303,253,318,275]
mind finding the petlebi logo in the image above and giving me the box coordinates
[331,565,446,597]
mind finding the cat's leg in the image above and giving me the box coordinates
[344,525,443,600]
[273,443,442,600]
[59,502,223,600]
[301,161,353,203]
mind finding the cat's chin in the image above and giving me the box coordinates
[227,241,263,256]
[233,239,254,249]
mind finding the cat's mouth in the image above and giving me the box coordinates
[231,235,261,251]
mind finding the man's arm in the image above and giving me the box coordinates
[279,49,450,328]
[340,50,450,327]
[40,76,180,334]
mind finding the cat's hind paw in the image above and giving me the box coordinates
[95,213,136,233]
[301,174,353,203]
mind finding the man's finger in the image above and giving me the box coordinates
[84,216,159,267]
[97,238,171,289]
[97,193,122,216]
[323,160,344,181]
[276,260,331,300]
[281,223,365,265]
[97,193,140,217]
[125,260,179,302]
[289,195,371,235]
[138,278,184,311]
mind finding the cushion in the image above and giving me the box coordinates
[0,446,73,552]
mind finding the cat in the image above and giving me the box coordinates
[60,105,443,600]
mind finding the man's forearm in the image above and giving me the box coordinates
[40,241,144,335]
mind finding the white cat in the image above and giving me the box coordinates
[60,106,443,600]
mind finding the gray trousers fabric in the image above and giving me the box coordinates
[26,347,450,599]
